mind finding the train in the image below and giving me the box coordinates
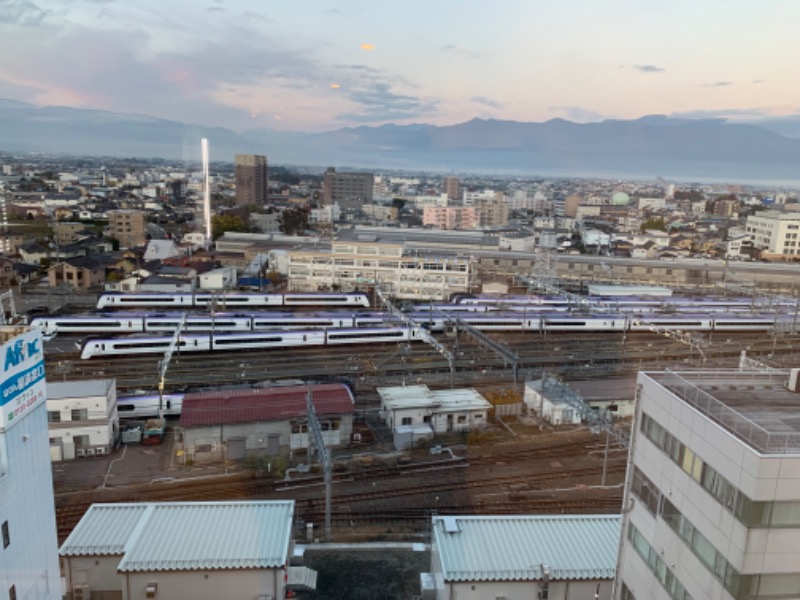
[96,292,371,310]
[78,312,790,359]
[79,326,422,359]
[118,394,184,419]
[31,312,390,336]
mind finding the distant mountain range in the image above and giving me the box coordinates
[2,98,800,182]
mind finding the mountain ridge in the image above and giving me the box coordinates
[2,99,800,181]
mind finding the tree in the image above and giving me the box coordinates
[280,207,309,235]
[211,214,248,240]
[640,217,667,232]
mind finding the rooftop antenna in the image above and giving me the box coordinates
[201,138,211,249]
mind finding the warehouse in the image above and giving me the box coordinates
[178,383,354,464]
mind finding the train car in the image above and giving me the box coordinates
[80,334,213,359]
[324,327,418,345]
[97,293,198,309]
[542,316,627,332]
[190,293,284,308]
[117,394,184,419]
[282,293,370,308]
[710,317,779,331]
[144,314,254,333]
[30,315,145,336]
[627,316,714,332]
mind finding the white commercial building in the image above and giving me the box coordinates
[428,514,620,600]
[46,379,118,461]
[0,331,61,599]
[745,210,800,257]
[616,368,800,600]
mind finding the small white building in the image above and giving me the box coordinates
[60,501,316,600]
[198,266,238,290]
[524,379,583,426]
[378,385,491,450]
[427,514,621,600]
[46,379,118,461]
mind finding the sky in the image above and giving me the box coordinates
[1,0,799,133]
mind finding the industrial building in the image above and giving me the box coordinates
[426,514,621,600]
[745,210,800,259]
[616,368,800,600]
[178,383,355,464]
[46,379,118,461]
[60,500,316,600]
[0,331,61,599]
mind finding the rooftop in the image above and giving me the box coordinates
[646,369,800,454]
[47,379,115,400]
[61,501,294,572]
[378,385,491,413]
[180,383,354,428]
[432,514,621,582]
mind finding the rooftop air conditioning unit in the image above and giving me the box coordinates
[75,449,86,458]
[145,582,158,598]
[95,447,106,456]
[85,448,95,457]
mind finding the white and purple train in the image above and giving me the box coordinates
[96,292,371,310]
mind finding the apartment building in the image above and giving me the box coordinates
[745,211,800,258]
[422,206,478,230]
[234,153,268,207]
[616,368,800,600]
[322,167,374,207]
[107,209,146,249]
[444,176,460,201]
[473,196,509,228]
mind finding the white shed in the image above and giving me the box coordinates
[523,379,582,426]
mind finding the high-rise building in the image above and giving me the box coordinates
[107,209,146,249]
[0,331,61,599]
[322,168,373,208]
[616,367,800,600]
[235,154,268,207]
[444,176,460,201]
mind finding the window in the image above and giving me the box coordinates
[2,520,9,548]
[422,415,431,424]
[71,408,88,421]
[47,411,61,423]
[457,415,467,424]
[74,435,90,448]
[401,417,412,426]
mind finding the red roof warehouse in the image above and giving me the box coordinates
[177,383,355,463]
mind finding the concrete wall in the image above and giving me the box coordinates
[122,568,283,600]
[63,555,123,597]
[439,579,612,600]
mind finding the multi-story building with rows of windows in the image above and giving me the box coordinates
[745,210,800,259]
[616,368,800,600]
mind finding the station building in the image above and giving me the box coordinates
[46,378,118,461]
[616,368,800,600]
[0,330,61,599]
[426,514,620,600]
[177,383,354,464]
[60,500,316,600]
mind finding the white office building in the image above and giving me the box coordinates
[745,211,800,257]
[0,331,61,599]
[46,379,118,461]
[616,368,800,600]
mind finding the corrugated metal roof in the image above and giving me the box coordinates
[377,385,438,409]
[431,389,492,412]
[180,383,354,428]
[62,501,295,572]
[432,515,621,582]
[60,504,150,556]
[47,379,115,400]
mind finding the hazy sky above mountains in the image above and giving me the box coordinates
[1,0,799,132]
